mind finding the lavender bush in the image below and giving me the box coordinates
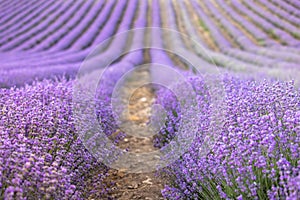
[158,76,300,200]
[0,79,111,199]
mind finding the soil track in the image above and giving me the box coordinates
[103,64,165,200]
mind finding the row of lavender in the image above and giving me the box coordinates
[154,0,300,199]
[0,0,148,198]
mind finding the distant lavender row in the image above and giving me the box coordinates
[0,0,32,25]
[269,0,300,18]
[70,0,116,51]
[231,0,300,46]
[243,0,300,41]
[0,0,42,29]
[214,0,300,62]
[50,0,105,51]
[257,0,300,26]
[0,0,55,40]
[0,0,80,51]
[186,0,300,71]
[16,0,88,52]
[32,0,94,51]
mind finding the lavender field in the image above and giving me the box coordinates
[0,0,299,199]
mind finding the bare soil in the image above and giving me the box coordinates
[103,66,165,200]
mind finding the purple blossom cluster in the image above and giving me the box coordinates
[0,79,111,199]
[156,76,300,199]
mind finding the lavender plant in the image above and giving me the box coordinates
[158,76,300,200]
[0,79,111,199]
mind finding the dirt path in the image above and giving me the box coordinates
[103,64,165,200]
